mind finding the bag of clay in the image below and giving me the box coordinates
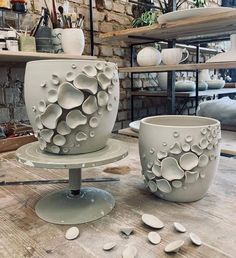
[197,97,236,126]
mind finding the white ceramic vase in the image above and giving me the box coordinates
[139,115,221,202]
[207,34,236,63]
[24,60,119,155]
[199,69,211,81]
[52,28,63,53]
[61,28,85,55]
[157,72,168,90]
[137,47,161,66]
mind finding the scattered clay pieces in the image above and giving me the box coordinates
[148,232,161,245]
[121,227,134,236]
[65,227,80,240]
[164,240,185,253]
[174,222,186,233]
[142,214,164,229]
[122,245,137,258]
[103,242,116,251]
[190,232,202,246]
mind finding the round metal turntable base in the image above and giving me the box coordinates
[16,139,128,225]
[35,187,115,225]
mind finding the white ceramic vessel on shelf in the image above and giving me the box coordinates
[24,60,119,155]
[139,115,221,202]
[206,76,225,89]
[198,80,208,91]
[51,28,63,53]
[157,72,168,90]
[199,69,211,82]
[161,48,189,65]
[137,47,161,66]
[207,34,236,63]
[157,7,234,24]
[61,28,85,55]
[175,78,196,92]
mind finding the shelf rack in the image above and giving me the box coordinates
[101,6,236,120]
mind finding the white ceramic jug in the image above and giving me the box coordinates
[161,48,189,65]
[137,47,161,66]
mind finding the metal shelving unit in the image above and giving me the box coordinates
[101,3,236,121]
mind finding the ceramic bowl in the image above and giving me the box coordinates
[175,80,196,92]
[206,79,225,89]
[139,115,221,202]
[24,60,119,155]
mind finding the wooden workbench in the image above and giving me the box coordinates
[0,135,235,258]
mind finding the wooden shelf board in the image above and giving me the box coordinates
[0,51,97,63]
[101,10,236,44]
[131,88,236,98]
[119,62,236,73]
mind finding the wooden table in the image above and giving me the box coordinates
[0,135,235,257]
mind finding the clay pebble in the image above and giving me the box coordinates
[122,245,137,258]
[65,226,80,240]
[164,240,184,253]
[121,227,134,236]
[190,232,202,246]
[103,242,116,251]
[142,214,164,229]
[174,222,186,233]
[148,232,161,245]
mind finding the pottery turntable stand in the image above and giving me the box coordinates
[16,138,128,225]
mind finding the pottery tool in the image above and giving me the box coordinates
[6,25,21,37]
[0,177,120,186]
[32,8,44,36]
[58,5,67,28]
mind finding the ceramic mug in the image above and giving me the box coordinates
[61,28,85,55]
[161,48,189,65]
[52,28,63,53]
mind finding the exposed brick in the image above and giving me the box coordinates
[99,45,113,57]
[113,2,125,13]
[0,108,10,123]
[106,12,131,25]
[104,0,113,10]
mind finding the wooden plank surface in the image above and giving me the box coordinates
[0,135,235,257]
[130,88,236,98]
[0,51,97,63]
[119,62,236,73]
[100,10,236,44]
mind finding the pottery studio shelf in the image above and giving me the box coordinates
[0,51,97,63]
[119,61,236,73]
[131,88,236,98]
[100,10,236,44]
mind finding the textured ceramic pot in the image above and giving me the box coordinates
[61,28,85,55]
[161,48,189,65]
[24,60,119,155]
[52,28,63,53]
[139,115,221,202]
[137,47,161,67]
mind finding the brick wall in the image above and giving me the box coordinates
[0,0,222,128]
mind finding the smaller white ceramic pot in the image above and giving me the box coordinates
[52,28,63,53]
[61,28,85,55]
[161,48,189,65]
[139,115,221,202]
[137,47,161,67]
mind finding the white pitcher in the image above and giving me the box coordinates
[161,48,189,65]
